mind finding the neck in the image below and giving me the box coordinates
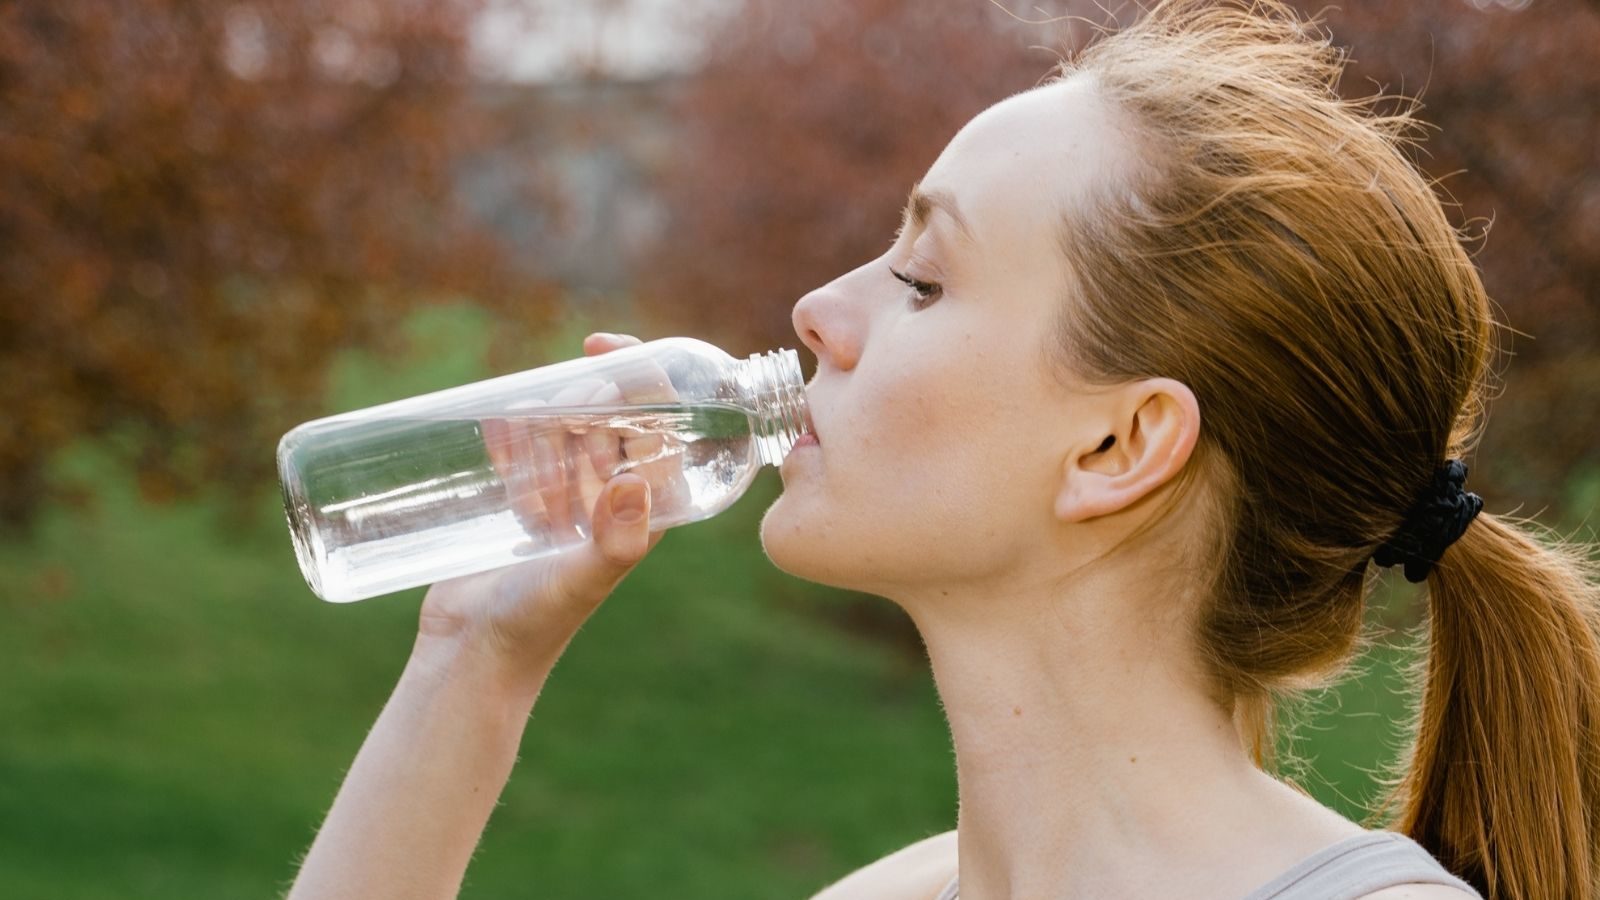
[903,564,1351,899]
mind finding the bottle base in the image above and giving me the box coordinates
[278,440,332,602]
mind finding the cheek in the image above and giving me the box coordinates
[852,363,947,473]
[921,350,1062,483]
[762,340,1054,587]
[855,365,1025,528]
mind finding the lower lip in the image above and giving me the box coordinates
[794,434,820,448]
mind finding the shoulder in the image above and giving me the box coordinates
[1355,886,1481,899]
[807,829,958,900]
[1349,829,1480,900]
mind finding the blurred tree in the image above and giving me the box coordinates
[643,0,1599,519]
[1312,0,1600,518]
[636,0,1070,356]
[0,0,563,532]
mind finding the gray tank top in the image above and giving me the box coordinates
[932,830,1483,900]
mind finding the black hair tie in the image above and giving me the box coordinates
[1371,459,1483,584]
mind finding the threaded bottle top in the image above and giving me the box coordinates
[739,348,812,467]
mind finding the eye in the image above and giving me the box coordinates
[889,266,943,309]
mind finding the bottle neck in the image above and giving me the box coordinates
[736,348,812,467]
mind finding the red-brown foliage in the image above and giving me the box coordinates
[0,0,559,530]
[638,0,1064,354]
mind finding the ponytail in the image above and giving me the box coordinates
[1036,2,1600,895]
[1379,512,1600,899]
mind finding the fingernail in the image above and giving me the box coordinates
[611,484,647,523]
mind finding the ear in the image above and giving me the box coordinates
[1054,378,1200,523]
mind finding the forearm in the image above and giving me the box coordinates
[285,424,656,900]
[287,636,549,900]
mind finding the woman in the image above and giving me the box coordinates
[285,2,1600,898]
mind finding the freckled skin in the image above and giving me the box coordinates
[761,77,1141,601]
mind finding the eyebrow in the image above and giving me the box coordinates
[899,183,976,246]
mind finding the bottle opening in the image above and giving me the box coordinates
[742,348,811,467]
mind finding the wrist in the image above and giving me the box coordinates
[408,627,555,712]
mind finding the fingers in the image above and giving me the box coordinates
[491,332,696,545]
[482,411,544,536]
[584,332,674,410]
[581,332,685,515]
[482,334,652,547]
[509,398,555,533]
[582,381,625,478]
[610,359,677,473]
[583,332,643,355]
[531,378,607,539]
[580,332,641,478]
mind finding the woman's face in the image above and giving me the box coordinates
[761,75,1138,597]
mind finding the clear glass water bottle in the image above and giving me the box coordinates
[277,337,813,603]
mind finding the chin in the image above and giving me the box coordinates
[757,494,814,575]
[757,494,860,591]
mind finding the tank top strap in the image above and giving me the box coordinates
[1240,830,1482,900]
[930,830,1479,900]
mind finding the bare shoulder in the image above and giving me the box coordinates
[1355,886,1480,899]
[807,829,958,900]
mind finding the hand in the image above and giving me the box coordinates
[477,335,692,548]
[418,333,672,683]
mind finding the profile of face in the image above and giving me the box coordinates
[759,74,1201,603]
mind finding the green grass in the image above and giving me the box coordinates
[0,303,1436,898]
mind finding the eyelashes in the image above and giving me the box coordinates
[888,266,943,309]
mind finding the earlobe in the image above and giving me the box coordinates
[1054,378,1200,524]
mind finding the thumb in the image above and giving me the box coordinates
[595,475,653,566]
[551,476,653,613]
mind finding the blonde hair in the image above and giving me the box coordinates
[1047,3,1600,897]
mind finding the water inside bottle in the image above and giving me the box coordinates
[284,402,760,602]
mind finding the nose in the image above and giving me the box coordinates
[792,281,862,374]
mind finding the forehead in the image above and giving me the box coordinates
[915,75,1128,273]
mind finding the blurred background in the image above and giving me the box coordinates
[1,0,1595,896]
